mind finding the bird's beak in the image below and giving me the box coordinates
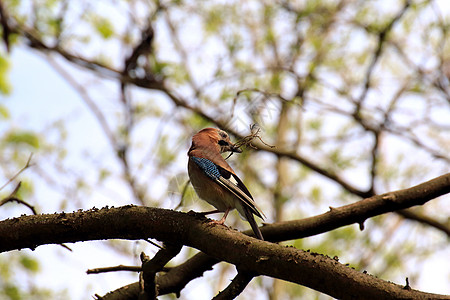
[229,143,242,153]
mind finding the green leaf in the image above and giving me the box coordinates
[93,16,115,39]
[270,72,282,92]
[0,104,10,119]
[4,131,40,149]
[0,55,12,95]
[307,119,322,131]
[98,168,111,182]
[19,255,39,273]
[310,186,322,202]
[204,7,224,33]
[4,284,20,300]
[157,136,176,167]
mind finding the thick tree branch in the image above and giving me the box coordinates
[97,172,450,299]
[2,173,448,252]
[1,173,448,299]
[100,252,217,299]
[260,173,450,241]
[139,243,182,299]
[3,206,448,300]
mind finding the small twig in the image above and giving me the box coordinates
[0,153,33,191]
[0,182,37,215]
[225,124,274,160]
[140,243,182,299]
[403,277,411,290]
[398,209,450,238]
[212,271,255,300]
[1,181,71,251]
[174,179,190,211]
[0,0,11,52]
[58,244,72,252]
[87,265,142,274]
[234,124,275,150]
[145,239,165,250]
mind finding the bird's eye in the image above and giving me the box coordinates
[218,140,228,146]
[219,131,228,139]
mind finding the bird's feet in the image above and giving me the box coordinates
[207,218,227,226]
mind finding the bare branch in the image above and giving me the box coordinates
[1,174,448,299]
[259,173,450,242]
[139,243,182,299]
[0,0,11,52]
[0,154,33,191]
[354,0,412,115]
[397,209,450,238]
[87,265,142,274]
[212,271,254,300]
[0,182,37,215]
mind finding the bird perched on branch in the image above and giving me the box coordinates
[187,128,265,240]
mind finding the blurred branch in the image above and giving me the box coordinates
[253,141,373,198]
[212,271,254,300]
[312,87,450,163]
[0,154,33,191]
[5,15,164,90]
[0,155,36,214]
[47,52,147,204]
[368,130,380,194]
[123,22,154,75]
[162,8,201,97]
[10,5,446,210]
[397,209,450,238]
[388,125,450,163]
[0,0,11,52]
[45,57,117,148]
[354,0,411,116]
[392,39,450,102]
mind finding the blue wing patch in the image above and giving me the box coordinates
[191,157,221,180]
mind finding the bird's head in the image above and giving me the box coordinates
[190,128,242,154]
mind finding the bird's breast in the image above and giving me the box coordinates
[188,158,236,212]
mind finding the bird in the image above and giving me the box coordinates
[187,127,265,240]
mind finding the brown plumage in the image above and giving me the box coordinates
[187,128,265,240]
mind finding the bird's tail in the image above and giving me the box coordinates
[243,207,264,240]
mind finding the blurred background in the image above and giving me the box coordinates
[0,0,449,299]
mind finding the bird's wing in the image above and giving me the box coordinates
[190,156,265,219]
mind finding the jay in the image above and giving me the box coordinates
[187,128,265,240]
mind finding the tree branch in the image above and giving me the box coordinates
[397,209,450,238]
[0,181,37,215]
[212,271,254,300]
[354,0,411,115]
[98,253,217,299]
[259,173,450,242]
[87,265,142,274]
[1,173,448,299]
[139,243,182,299]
